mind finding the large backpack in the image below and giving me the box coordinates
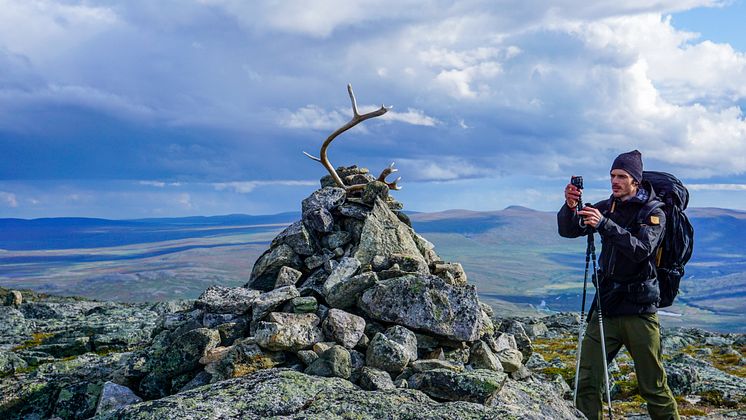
[640,171,695,308]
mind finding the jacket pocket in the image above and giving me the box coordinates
[621,278,660,305]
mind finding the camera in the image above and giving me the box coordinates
[570,176,583,213]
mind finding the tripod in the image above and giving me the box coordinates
[573,230,613,419]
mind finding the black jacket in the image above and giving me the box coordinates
[557,181,666,316]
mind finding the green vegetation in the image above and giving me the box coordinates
[12,332,55,352]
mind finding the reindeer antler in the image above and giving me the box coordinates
[304,84,393,192]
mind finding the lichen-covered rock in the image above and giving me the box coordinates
[353,198,428,270]
[357,366,395,391]
[384,325,418,362]
[359,273,482,342]
[0,350,28,375]
[304,345,351,379]
[408,368,508,404]
[411,359,464,373]
[4,290,22,307]
[366,332,410,373]
[433,262,468,286]
[0,306,31,345]
[291,296,318,313]
[321,309,366,349]
[255,312,323,352]
[496,348,524,373]
[302,187,346,214]
[271,221,317,256]
[139,328,220,398]
[304,207,335,233]
[470,340,502,372]
[665,352,746,403]
[247,244,303,291]
[204,340,285,381]
[275,266,303,288]
[498,320,533,363]
[94,381,142,416]
[325,271,377,309]
[321,257,361,297]
[251,286,300,322]
[361,180,389,204]
[195,286,259,313]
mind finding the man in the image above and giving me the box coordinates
[557,150,679,420]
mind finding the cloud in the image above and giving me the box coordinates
[688,183,746,191]
[0,192,18,208]
[212,180,317,194]
[279,105,439,130]
[396,157,491,181]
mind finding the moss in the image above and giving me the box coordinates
[700,390,738,408]
[11,332,55,351]
[679,406,707,416]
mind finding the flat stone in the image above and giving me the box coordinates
[292,296,318,313]
[251,286,300,322]
[304,249,335,271]
[337,202,371,220]
[255,312,323,352]
[358,367,396,391]
[411,359,463,373]
[432,262,468,286]
[408,369,508,404]
[359,273,483,342]
[302,187,346,214]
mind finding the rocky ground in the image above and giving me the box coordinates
[1,166,744,419]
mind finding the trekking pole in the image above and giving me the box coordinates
[572,236,591,404]
[589,232,613,419]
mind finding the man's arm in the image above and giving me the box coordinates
[557,182,590,238]
[595,207,665,262]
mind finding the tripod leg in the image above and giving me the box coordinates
[573,240,592,404]
[590,234,613,419]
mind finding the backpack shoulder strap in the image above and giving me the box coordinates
[637,199,665,225]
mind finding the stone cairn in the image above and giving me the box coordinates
[127,166,534,404]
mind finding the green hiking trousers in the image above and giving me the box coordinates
[576,312,679,420]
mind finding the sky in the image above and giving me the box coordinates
[1,0,746,219]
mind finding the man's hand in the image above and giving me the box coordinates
[564,182,581,209]
[577,206,603,228]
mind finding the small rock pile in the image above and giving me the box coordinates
[124,166,539,406]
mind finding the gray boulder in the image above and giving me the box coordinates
[321,309,366,349]
[407,368,508,404]
[196,286,260,313]
[366,332,410,373]
[271,221,316,256]
[321,257,361,297]
[496,348,524,373]
[247,244,303,291]
[95,381,142,416]
[251,286,300,322]
[357,366,395,390]
[304,208,335,233]
[276,266,303,288]
[385,325,418,362]
[325,271,378,309]
[470,340,503,371]
[302,187,346,214]
[255,312,323,352]
[359,274,483,342]
[304,345,352,379]
[353,198,428,270]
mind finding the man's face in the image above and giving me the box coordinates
[610,169,637,200]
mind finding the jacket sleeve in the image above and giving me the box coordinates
[557,203,591,238]
[596,207,665,262]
